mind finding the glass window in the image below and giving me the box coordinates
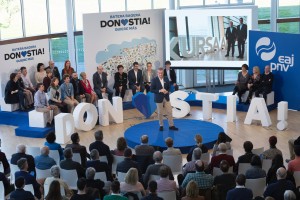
[23,0,48,36]
[278,22,300,34]
[50,37,69,74]
[101,0,125,12]
[278,0,300,18]
[154,0,169,9]
[0,0,23,40]
[255,0,271,20]
[224,70,238,83]
[74,0,99,31]
[49,0,67,33]
[179,0,203,7]
[205,0,228,5]
[258,24,271,32]
[75,35,85,75]
[127,0,151,11]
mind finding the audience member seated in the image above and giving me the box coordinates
[10,177,35,200]
[34,83,60,126]
[120,168,146,197]
[71,72,85,103]
[4,72,26,110]
[46,60,61,80]
[287,136,300,161]
[245,155,266,179]
[15,158,42,199]
[288,137,300,173]
[44,131,64,160]
[128,62,144,95]
[181,160,213,190]
[35,63,47,84]
[186,134,208,162]
[104,180,128,200]
[87,149,113,181]
[93,65,113,102]
[213,160,236,200]
[212,132,231,156]
[43,69,53,92]
[264,167,296,200]
[11,144,35,175]
[284,190,297,200]
[141,181,162,200]
[162,137,181,156]
[0,149,10,175]
[183,148,203,176]
[79,72,97,104]
[255,65,274,102]
[232,64,250,104]
[0,171,11,196]
[89,130,113,168]
[44,165,73,198]
[85,167,106,199]
[113,137,128,156]
[181,180,205,200]
[245,66,261,105]
[60,147,85,178]
[116,148,142,180]
[17,69,34,109]
[60,74,79,113]
[20,66,36,94]
[226,174,253,200]
[70,178,94,200]
[235,141,255,173]
[66,132,90,168]
[34,146,56,170]
[135,135,155,156]
[143,62,156,93]
[209,143,235,172]
[62,60,75,77]
[45,180,69,200]
[48,77,68,112]
[261,136,282,160]
[143,151,174,186]
[114,65,128,99]
[156,165,178,194]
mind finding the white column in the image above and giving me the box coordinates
[65,0,77,68]
[270,0,278,32]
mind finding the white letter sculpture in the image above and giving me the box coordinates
[227,95,237,122]
[54,113,75,144]
[73,103,98,131]
[170,91,190,118]
[98,97,123,126]
[196,92,219,120]
[277,101,288,131]
[244,98,272,127]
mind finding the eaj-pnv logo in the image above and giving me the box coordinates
[255,37,276,61]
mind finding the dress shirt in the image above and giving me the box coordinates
[34,90,48,108]
[99,73,103,87]
[181,171,214,189]
[21,74,33,88]
[134,70,138,83]
[34,154,56,170]
[156,177,177,192]
[159,78,164,89]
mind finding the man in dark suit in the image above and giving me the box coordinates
[46,60,61,80]
[70,72,86,103]
[150,67,178,131]
[226,174,253,200]
[236,17,247,59]
[89,130,113,168]
[10,177,35,200]
[255,65,274,102]
[60,147,85,178]
[134,135,155,156]
[163,61,178,91]
[128,61,144,95]
[93,65,113,102]
[235,141,255,173]
[225,21,237,57]
[11,144,36,176]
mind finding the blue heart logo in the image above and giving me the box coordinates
[132,92,157,118]
[21,51,27,57]
[121,19,128,26]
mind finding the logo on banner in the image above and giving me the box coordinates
[4,45,45,63]
[255,37,276,61]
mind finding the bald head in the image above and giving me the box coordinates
[276,167,287,180]
[16,144,26,153]
[195,160,204,172]
[141,135,148,144]
[153,151,162,163]
[41,146,49,156]
[265,65,271,74]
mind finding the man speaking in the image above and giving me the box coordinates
[151,67,178,131]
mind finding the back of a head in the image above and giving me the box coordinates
[218,132,227,143]
[293,136,300,156]
[220,160,230,173]
[141,135,149,144]
[195,134,203,144]
[153,151,162,163]
[16,144,26,153]
[243,141,253,153]
[272,154,284,168]
[125,168,138,185]
[284,190,296,200]
[63,147,73,159]
[250,155,262,167]
[86,167,96,180]
[94,130,103,141]
[41,146,49,156]
[15,177,25,189]
[46,131,56,143]
[148,181,157,193]
[195,160,204,172]
[17,158,27,170]
[46,180,62,199]
[159,165,169,178]
[117,137,127,151]
[90,149,99,160]
[276,167,287,180]
[124,148,132,158]
[236,174,246,186]
[218,143,227,153]
[50,165,60,178]
[186,180,199,198]
[269,136,277,147]
[111,180,121,194]
[165,137,173,148]
[77,178,87,191]
[193,148,202,160]
[71,132,79,144]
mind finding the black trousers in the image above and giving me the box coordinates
[115,86,127,99]
[238,40,245,57]
[227,40,235,56]
[233,86,247,101]
[255,87,272,102]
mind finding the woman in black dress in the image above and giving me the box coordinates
[5,73,26,110]
[245,66,261,104]
[114,65,128,99]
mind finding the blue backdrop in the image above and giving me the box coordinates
[249,30,300,110]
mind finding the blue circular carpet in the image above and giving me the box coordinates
[124,119,224,154]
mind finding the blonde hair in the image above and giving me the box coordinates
[195,134,203,144]
[80,72,86,78]
[124,168,138,185]
[253,66,260,74]
[186,180,199,198]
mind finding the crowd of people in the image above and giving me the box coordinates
[0,130,299,200]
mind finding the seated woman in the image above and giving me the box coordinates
[43,69,53,92]
[245,66,261,104]
[245,155,266,179]
[120,168,146,197]
[48,77,68,113]
[114,65,128,99]
[112,137,128,156]
[35,63,47,84]
[232,64,250,104]
[61,60,75,77]
[4,73,26,110]
[212,132,231,156]
[44,131,64,160]
[34,83,60,126]
[45,180,69,200]
[182,180,205,200]
[79,72,97,104]
[16,70,34,109]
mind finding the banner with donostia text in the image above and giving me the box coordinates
[0,39,50,97]
[249,30,300,110]
[83,9,164,88]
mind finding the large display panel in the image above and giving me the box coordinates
[165,8,257,68]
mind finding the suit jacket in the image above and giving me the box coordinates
[10,188,35,200]
[143,163,174,186]
[46,66,61,80]
[0,151,10,175]
[150,76,170,103]
[225,27,237,41]
[89,141,113,167]
[15,171,41,198]
[65,143,90,168]
[11,153,35,175]
[134,144,155,156]
[116,158,142,179]
[235,152,255,172]
[163,68,177,84]
[60,158,85,178]
[86,160,113,181]
[93,72,109,90]
[4,80,19,104]
[114,72,128,88]
[70,78,85,96]
[128,69,143,87]
[142,69,156,83]
[236,24,247,41]
[226,187,253,200]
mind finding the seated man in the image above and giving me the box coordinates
[162,137,181,156]
[104,180,128,200]
[156,165,178,194]
[182,148,203,177]
[11,144,35,176]
[60,147,85,178]
[70,178,94,200]
[226,174,253,200]
[235,141,255,173]
[34,146,56,170]
[85,167,106,199]
[255,65,274,102]
[10,177,35,200]
[141,181,163,200]
[128,62,144,95]
[261,136,282,160]
[20,66,36,94]
[163,61,178,91]
[209,143,235,172]
[186,134,208,162]
[60,74,79,113]
[93,65,113,102]
[134,135,155,156]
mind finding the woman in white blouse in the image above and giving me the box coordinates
[35,63,47,84]
[120,168,146,197]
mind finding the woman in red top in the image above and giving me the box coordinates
[61,60,75,77]
[79,72,97,104]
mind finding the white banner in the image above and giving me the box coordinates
[0,39,50,96]
[83,9,165,88]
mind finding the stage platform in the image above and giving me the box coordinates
[124,119,224,154]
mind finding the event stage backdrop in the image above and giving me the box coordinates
[0,39,50,97]
[249,30,300,110]
[83,9,164,88]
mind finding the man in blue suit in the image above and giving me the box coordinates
[226,174,253,200]
[128,61,144,95]
[93,65,113,102]
[236,17,247,59]
[150,67,178,131]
